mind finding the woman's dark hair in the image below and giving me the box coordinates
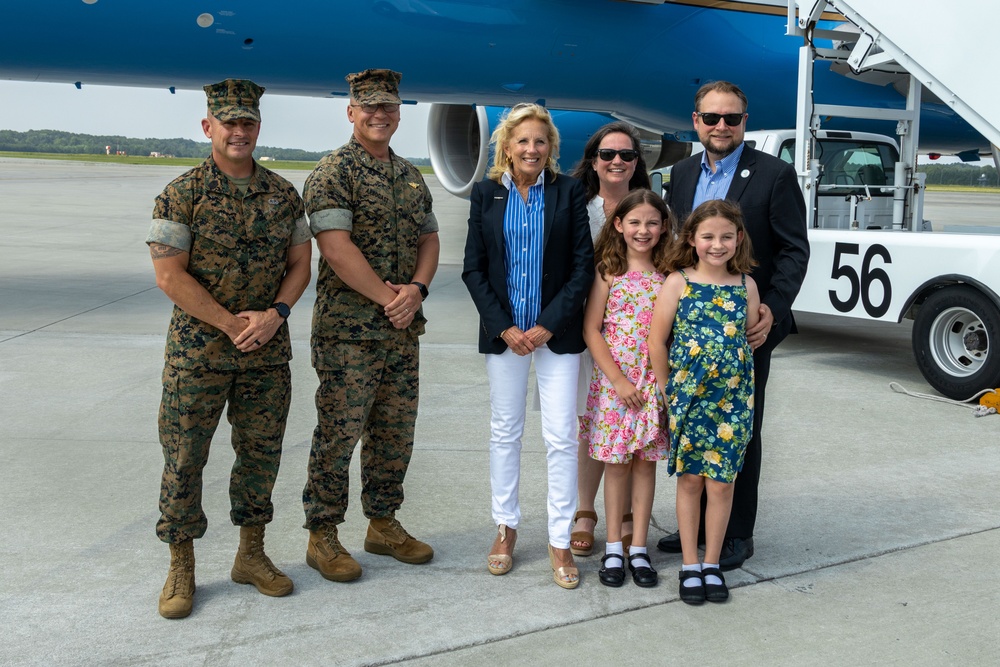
[570,121,650,201]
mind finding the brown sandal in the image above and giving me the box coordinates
[570,510,599,557]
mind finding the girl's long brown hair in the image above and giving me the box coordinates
[666,199,757,274]
[594,189,674,279]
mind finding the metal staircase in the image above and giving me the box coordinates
[788,0,1000,230]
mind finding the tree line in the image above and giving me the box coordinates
[0,128,429,166]
[919,162,997,187]
[0,128,331,162]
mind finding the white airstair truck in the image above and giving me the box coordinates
[787,0,1000,399]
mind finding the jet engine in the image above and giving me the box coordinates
[427,104,691,198]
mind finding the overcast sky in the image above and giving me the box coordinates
[0,81,431,157]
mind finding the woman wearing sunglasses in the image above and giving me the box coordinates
[567,122,651,560]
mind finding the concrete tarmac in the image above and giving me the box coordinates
[1,158,998,666]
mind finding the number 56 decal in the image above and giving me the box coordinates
[829,242,892,318]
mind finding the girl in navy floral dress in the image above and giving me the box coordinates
[649,199,760,604]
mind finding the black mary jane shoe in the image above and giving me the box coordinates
[627,553,658,588]
[701,567,730,603]
[598,554,626,587]
[678,569,705,604]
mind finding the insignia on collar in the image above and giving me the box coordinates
[268,198,281,205]
[408,182,419,189]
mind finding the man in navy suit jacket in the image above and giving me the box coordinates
[657,81,809,570]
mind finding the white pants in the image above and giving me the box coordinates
[485,346,580,549]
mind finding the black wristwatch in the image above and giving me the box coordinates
[410,281,428,300]
[270,302,291,320]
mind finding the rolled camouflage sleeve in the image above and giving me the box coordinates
[304,152,355,235]
[286,192,313,245]
[417,174,438,234]
[420,212,439,235]
[146,219,193,251]
[147,188,193,251]
[291,214,313,245]
[309,208,353,234]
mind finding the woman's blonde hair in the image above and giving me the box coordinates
[666,199,757,274]
[594,189,674,278]
[487,103,561,182]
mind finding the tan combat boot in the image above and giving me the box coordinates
[306,525,362,582]
[364,516,434,564]
[158,539,195,619]
[231,525,294,597]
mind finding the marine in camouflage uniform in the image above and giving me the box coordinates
[148,79,312,617]
[302,69,440,582]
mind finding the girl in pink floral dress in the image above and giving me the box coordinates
[580,189,671,588]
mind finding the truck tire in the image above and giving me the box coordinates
[912,285,1000,400]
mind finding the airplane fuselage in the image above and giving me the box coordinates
[0,0,986,152]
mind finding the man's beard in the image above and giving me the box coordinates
[701,135,739,159]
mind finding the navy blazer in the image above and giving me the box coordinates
[462,170,594,355]
[667,146,810,346]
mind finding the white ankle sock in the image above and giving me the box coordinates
[681,562,702,588]
[702,563,722,586]
[629,546,650,569]
[604,541,623,568]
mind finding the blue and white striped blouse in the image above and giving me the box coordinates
[501,170,546,331]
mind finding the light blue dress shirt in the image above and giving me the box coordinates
[693,142,746,208]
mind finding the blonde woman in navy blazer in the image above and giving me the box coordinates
[462,103,594,589]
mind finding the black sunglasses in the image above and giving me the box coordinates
[596,148,639,162]
[695,112,745,127]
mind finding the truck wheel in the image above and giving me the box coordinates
[912,285,1000,400]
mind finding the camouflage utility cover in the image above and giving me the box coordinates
[204,78,264,122]
[346,68,402,105]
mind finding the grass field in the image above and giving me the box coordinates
[925,183,1000,194]
[0,151,436,174]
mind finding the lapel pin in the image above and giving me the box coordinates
[741,169,750,178]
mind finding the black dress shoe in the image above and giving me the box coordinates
[656,531,682,553]
[627,553,658,588]
[677,569,705,604]
[719,537,754,571]
[656,531,706,554]
[598,554,626,587]
[701,567,729,602]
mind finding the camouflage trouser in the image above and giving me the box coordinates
[303,335,419,528]
[156,363,291,543]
